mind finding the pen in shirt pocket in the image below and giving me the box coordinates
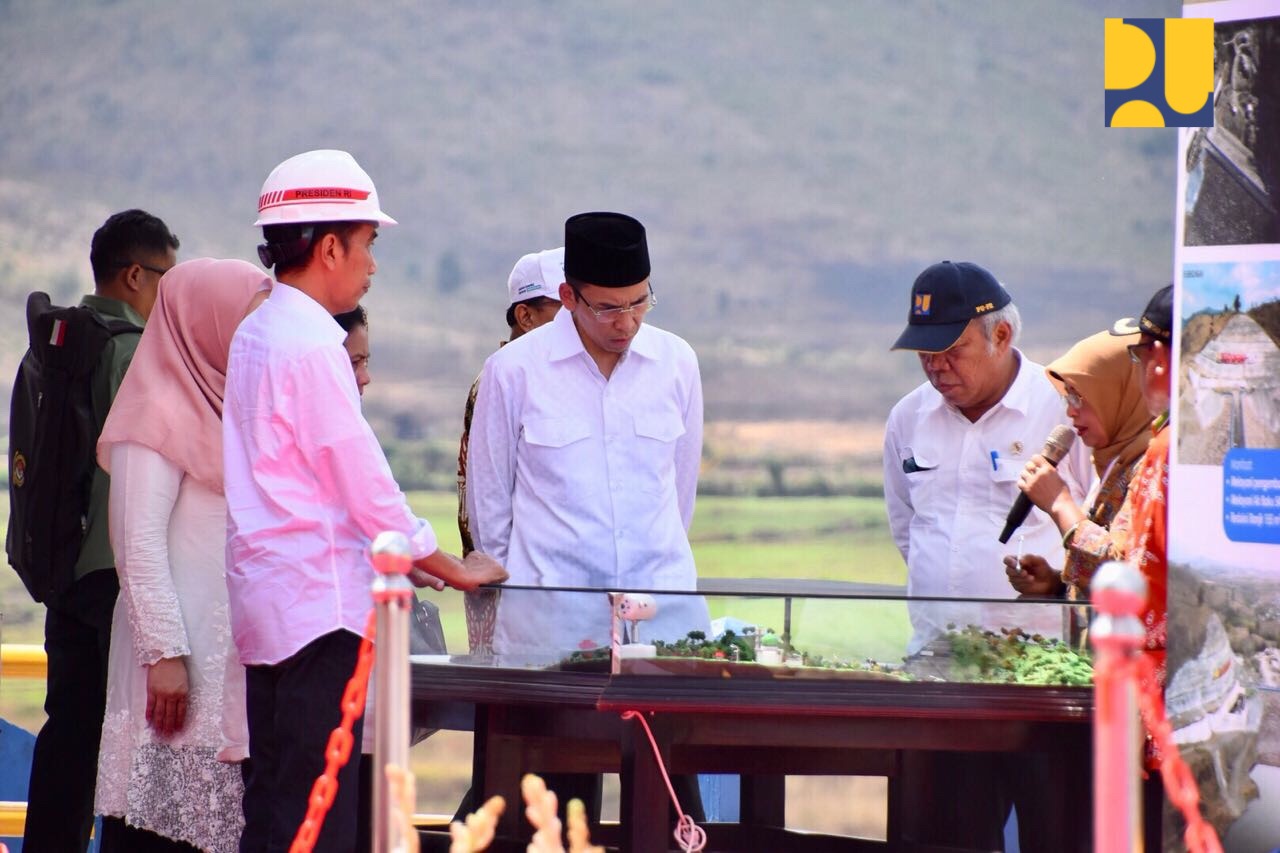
[990,450,999,471]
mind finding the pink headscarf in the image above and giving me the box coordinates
[98,258,271,493]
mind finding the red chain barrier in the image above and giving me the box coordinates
[289,610,378,853]
[1133,653,1224,853]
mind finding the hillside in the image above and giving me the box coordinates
[0,0,1180,436]
[1183,303,1280,356]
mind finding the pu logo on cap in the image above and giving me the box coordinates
[913,294,932,316]
[1104,17,1213,127]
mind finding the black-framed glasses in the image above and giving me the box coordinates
[575,284,656,323]
[114,260,172,277]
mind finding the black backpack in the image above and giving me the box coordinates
[7,292,141,603]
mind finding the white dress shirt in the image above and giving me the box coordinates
[883,350,1093,653]
[223,284,438,666]
[466,308,708,658]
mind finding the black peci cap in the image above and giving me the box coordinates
[564,212,650,288]
[891,261,1012,353]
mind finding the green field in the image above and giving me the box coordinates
[401,491,907,656]
[2,491,905,716]
[0,490,904,822]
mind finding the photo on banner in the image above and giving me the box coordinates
[1168,1,1280,849]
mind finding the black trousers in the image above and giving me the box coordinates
[240,630,365,853]
[901,749,1088,853]
[24,569,118,853]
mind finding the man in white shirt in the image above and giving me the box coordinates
[883,260,1091,653]
[224,149,506,852]
[883,260,1091,852]
[467,212,708,658]
[466,211,707,824]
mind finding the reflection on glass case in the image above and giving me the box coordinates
[418,581,1093,688]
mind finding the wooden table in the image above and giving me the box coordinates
[412,662,1093,852]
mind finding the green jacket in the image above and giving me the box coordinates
[73,294,144,580]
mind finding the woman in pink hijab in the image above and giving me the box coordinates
[94,258,270,852]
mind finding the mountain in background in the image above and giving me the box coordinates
[0,0,1179,438]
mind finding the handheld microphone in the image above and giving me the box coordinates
[997,425,1076,544]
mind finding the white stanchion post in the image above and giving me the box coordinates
[370,531,413,853]
[1090,560,1149,853]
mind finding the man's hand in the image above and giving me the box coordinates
[412,550,508,593]
[408,567,446,591]
[1003,554,1064,597]
[461,551,508,589]
[146,656,189,737]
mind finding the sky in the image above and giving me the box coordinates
[1181,260,1280,316]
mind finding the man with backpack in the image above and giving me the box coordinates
[9,209,179,852]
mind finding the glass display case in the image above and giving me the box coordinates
[412,580,1093,688]
[409,581,1095,852]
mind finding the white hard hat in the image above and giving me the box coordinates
[254,149,397,227]
[506,247,565,306]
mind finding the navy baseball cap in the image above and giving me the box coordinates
[891,261,1012,353]
[1110,284,1172,344]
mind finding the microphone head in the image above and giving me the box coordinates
[1043,425,1077,464]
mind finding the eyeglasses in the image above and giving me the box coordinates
[575,284,656,323]
[1064,388,1084,410]
[1127,341,1153,363]
[114,260,172,277]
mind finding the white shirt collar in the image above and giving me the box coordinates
[268,282,346,345]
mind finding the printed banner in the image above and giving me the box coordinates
[1169,2,1280,848]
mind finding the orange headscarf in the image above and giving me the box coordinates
[1044,330,1152,477]
[98,258,271,493]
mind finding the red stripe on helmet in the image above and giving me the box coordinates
[281,187,370,202]
[258,187,370,212]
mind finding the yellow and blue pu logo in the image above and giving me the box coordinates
[1104,17,1214,127]
[913,293,932,316]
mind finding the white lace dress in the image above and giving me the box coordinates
[96,442,248,852]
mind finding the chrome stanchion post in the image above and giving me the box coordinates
[1090,560,1148,853]
[371,531,413,853]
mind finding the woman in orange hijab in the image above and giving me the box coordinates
[1004,329,1153,599]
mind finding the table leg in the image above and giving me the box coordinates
[739,774,785,828]
[476,705,524,840]
[620,714,672,853]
